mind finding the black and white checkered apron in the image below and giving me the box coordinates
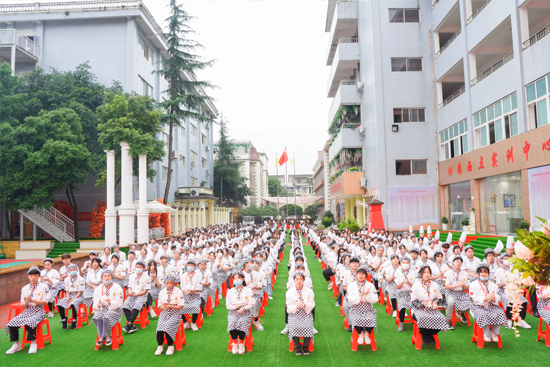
[413,307,447,331]
[350,300,377,328]
[149,283,161,301]
[157,290,183,340]
[5,284,45,335]
[538,298,550,327]
[182,292,201,314]
[470,282,508,328]
[446,289,471,312]
[57,291,83,309]
[43,270,58,304]
[288,290,313,338]
[92,285,123,329]
[397,289,413,310]
[123,294,148,311]
[111,265,125,288]
[227,288,252,337]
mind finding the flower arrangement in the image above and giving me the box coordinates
[89,201,106,238]
[157,198,171,236]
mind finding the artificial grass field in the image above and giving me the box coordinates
[0,234,547,367]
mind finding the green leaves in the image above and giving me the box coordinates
[512,221,550,285]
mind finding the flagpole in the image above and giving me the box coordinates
[285,147,288,218]
[276,152,279,219]
[294,153,297,218]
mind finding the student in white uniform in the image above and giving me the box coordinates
[5,266,49,355]
[40,258,60,318]
[155,274,184,356]
[83,257,103,309]
[347,267,378,345]
[444,257,471,330]
[395,258,416,332]
[286,271,315,356]
[108,253,127,288]
[226,272,255,354]
[93,270,123,347]
[179,259,202,331]
[123,260,151,334]
[57,263,85,330]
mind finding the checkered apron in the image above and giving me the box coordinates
[349,281,377,328]
[288,289,314,338]
[470,281,508,329]
[5,283,46,335]
[92,284,123,329]
[157,288,183,340]
[227,288,252,337]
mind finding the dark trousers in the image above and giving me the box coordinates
[293,336,311,350]
[230,330,246,340]
[399,308,407,322]
[156,331,173,346]
[506,302,528,320]
[182,313,198,323]
[58,305,76,320]
[47,302,54,312]
[9,325,36,342]
[323,268,334,282]
[354,326,374,334]
[391,298,398,311]
[124,308,140,324]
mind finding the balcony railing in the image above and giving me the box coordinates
[439,86,465,109]
[0,29,39,58]
[329,37,359,54]
[467,0,492,25]
[435,29,461,58]
[523,23,550,50]
[471,51,514,86]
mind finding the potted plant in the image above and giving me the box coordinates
[441,216,449,231]
[461,217,470,232]
[518,220,529,230]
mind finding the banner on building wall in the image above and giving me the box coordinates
[387,186,438,230]
[528,165,550,225]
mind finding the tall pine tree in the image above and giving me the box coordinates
[157,0,215,203]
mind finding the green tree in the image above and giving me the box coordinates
[213,116,252,206]
[280,204,303,218]
[268,176,288,197]
[0,109,91,240]
[97,92,165,183]
[157,0,216,204]
[304,203,322,220]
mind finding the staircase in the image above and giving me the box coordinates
[48,241,80,258]
[18,207,75,242]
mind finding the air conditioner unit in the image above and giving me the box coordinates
[172,150,178,160]
[359,125,365,134]
[356,81,364,91]
[190,161,196,168]
[206,169,210,176]
[190,189,200,197]
[360,177,367,188]
[205,146,210,152]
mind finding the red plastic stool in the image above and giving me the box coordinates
[259,303,265,316]
[289,337,314,352]
[411,321,440,350]
[379,290,385,305]
[163,321,186,350]
[263,292,269,306]
[184,312,203,328]
[215,289,220,307]
[228,326,254,352]
[396,309,414,326]
[340,304,345,317]
[68,304,89,329]
[95,323,124,350]
[451,309,471,327]
[536,318,550,347]
[344,315,350,329]
[222,282,228,298]
[332,278,339,298]
[351,328,377,351]
[367,274,372,282]
[22,319,52,350]
[205,296,214,316]
[8,302,24,322]
[134,306,150,329]
[385,294,392,315]
[471,321,502,348]
[271,273,276,285]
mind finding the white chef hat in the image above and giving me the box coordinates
[446,233,453,244]
[506,236,514,249]
[427,226,432,235]
[419,226,424,235]
[459,232,467,243]
[434,230,440,240]
[494,240,504,254]
[409,225,413,233]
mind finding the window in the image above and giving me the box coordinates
[395,160,428,175]
[474,93,518,148]
[138,36,154,65]
[393,108,426,123]
[190,150,197,163]
[201,134,207,144]
[179,126,185,138]
[440,120,468,161]
[138,76,153,98]
[201,181,207,187]
[190,124,197,137]
[202,158,207,168]
[526,74,549,129]
[162,166,168,182]
[391,58,422,72]
[179,155,185,166]
[389,9,420,23]
[191,177,198,186]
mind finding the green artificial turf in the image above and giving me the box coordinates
[1,234,547,367]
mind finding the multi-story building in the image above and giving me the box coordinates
[270,174,314,197]
[433,0,550,235]
[0,1,224,241]
[312,141,331,213]
[214,140,269,208]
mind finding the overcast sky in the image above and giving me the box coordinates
[5,0,332,176]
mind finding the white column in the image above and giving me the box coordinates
[10,45,16,75]
[118,142,136,247]
[19,212,24,241]
[173,208,179,236]
[104,150,117,247]
[137,154,149,244]
[182,208,187,232]
[32,223,37,241]
[200,201,206,229]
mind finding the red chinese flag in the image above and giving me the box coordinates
[278,149,289,166]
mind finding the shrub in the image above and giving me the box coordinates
[461,217,470,226]
[337,217,360,233]
[322,216,333,227]
[441,216,449,224]
[519,220,529,230]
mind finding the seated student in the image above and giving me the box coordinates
[123,260,151,334]
[286,271,315,356]
[444,256,471,330]
[57,264,85,330]
[5,266,49,355]
[469,264,509,342]
[395,258,416,331]
[93,270,123,347]
[155,274,184,356]
[347,267,378,345]
[146,260,162,319]
[107,253,127,289]
[226,272,255,355]
[197,259,212,314]
[244,258,264,331]
[57,253,77,296]
[410,266,447,345]
[40,258,60,318]
[384,255,400,318]
[537,284,550,328]
[495,253,531,329]
[179,259,202,331]
[83,257,103,309]
[430,251,449,307]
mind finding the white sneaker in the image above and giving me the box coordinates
[232,343,239,354]
[364,331,371,344]
[191,323,199,331]
[238,343,245,354]
[507,320,512,328]
[6,343,23,355]
[491,332,499,343]
[254,321,264,331]
[28,342,37,355]
[328,282,333,290]
[313,327,318,335]
[150,308,157,318]
[392,310,397,318]
[280,325,289,335]
[518,319,532,329]
[166,346,174,356]
[155,346,164,355]
[357,332,364,345]
[484,335,492,342]
[184,322,190,330]
[48,311,54,318]
[268,296,273,300]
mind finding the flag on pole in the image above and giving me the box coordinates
[278,148,289,166]
[289,153,295,165]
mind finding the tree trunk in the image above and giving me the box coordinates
[66,185,80,242]
[164,120,174,204]
[219,172,223,207]
[5,211,14,240]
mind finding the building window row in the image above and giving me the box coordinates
[138,76,153,98]
[440,119,468,161]
[391,58,423,72]
[191,124,197,137]
[474,93,518,148]
[526,74,549,129]
[393,108,426,123]
[138,36,154,65]
[389,9,420,23]
[396,159,428,176]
